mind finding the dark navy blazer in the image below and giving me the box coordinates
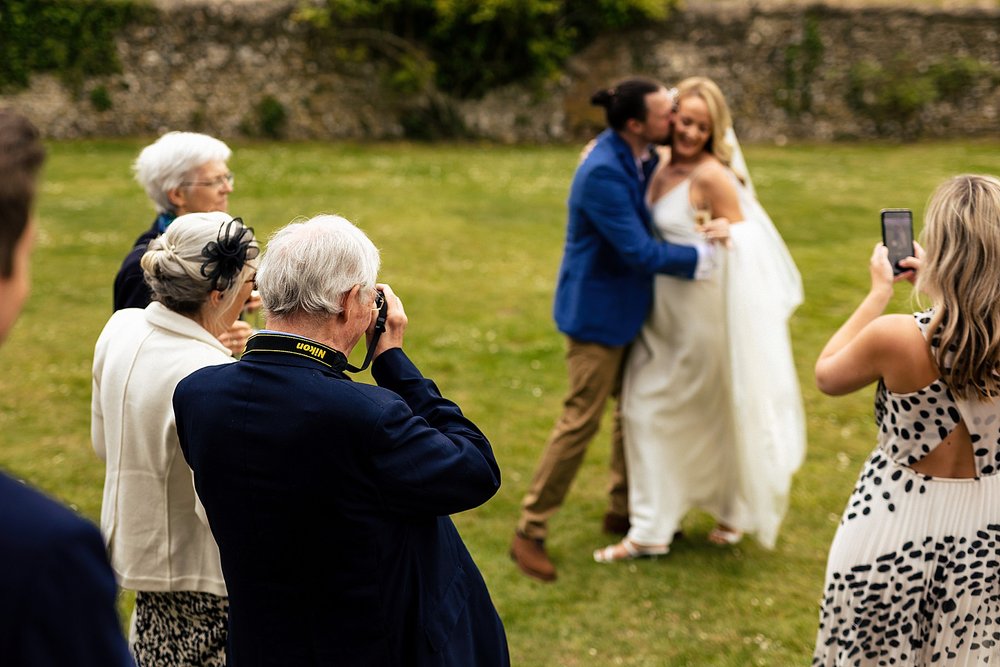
[174,344,509,666]
[0,473,134,666]
[113,219,159,311]
[554,128,699,346]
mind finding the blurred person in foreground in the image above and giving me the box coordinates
[812,174,1000,663]
[0,110,133,665]
[115,131,255,354]
[510,76,729,581]
[173,215,509,666]
[93,212,258,665]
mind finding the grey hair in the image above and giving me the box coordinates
[257,214,380,319]
[133,132,232,214]
[141,212,258,326]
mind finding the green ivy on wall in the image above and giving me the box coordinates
[296,0,676,100]
[846,55,999,135]
[778,12,824,116]
[0,0,152,93]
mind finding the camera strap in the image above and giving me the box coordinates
[242,299,388,374]
[344,338,379,373]
[346,296,389,373]
[242,333,350,372]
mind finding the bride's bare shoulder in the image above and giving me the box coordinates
[690,157,729,182]
[691,158,738,198]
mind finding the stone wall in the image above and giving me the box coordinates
[3,1,998,142]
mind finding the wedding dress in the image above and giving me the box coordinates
[620,164,804,549]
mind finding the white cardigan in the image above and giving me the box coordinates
[92,302,232,596]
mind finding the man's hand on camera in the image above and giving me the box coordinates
[371,283,407,357]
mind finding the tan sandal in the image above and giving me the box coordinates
[593,538,669,563]
[707,525,743,546]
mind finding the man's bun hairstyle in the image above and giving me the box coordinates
[590,77,662,131]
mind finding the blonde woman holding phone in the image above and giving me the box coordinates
[812,175,1000,664]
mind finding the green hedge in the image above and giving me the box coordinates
[296,0,675,99]
[0,0,153,92]
[846,55,999,135]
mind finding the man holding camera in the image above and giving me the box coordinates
[174,215,509,666]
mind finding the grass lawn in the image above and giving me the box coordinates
[2,138,998,665]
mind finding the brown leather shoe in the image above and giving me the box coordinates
[510,532,557,582]
[602,512,630,536]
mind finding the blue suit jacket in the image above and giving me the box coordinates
[554,129,699,346]
[174,345,509,666]
[0,473,134,666]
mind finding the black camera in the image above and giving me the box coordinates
[345,289,389,373]
[373,290,388,336]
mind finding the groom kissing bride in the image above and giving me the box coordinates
[511,75,804,581]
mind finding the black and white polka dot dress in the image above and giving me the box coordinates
[813,310,1000,665]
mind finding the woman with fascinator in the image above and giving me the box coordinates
[92,212,258,665]
[595,77,805,561]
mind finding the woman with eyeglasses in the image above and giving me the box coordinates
[93,212,258,666]
[114,132,255,355]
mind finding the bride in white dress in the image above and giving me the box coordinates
[594,77,805,562]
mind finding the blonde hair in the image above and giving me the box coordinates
[141,212,258,330]
[917,174,1000,400]
[676,77,733,167]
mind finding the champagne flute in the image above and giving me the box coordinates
[694,201,712,229]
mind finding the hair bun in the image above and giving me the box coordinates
[590,88,615,108]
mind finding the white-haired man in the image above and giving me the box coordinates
[173,215,509,666]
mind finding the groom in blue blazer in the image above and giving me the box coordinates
[175,215,508,666]
[512,77,721,581]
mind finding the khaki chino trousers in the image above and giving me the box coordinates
[517,337,628,541]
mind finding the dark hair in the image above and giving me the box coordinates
[590,77,663,131]
[0,110,45,279]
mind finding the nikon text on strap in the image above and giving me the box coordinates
[242,333,350,372]
[241,328,384,374]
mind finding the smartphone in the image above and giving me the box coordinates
[881,208,914,275]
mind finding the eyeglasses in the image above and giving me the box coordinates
[181,173,235,189]
[371,290,385,313]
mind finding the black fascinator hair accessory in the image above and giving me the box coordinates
[200,217,259,292]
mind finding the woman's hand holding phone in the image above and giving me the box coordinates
[871,240,923,295]
[896,242,923,283]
